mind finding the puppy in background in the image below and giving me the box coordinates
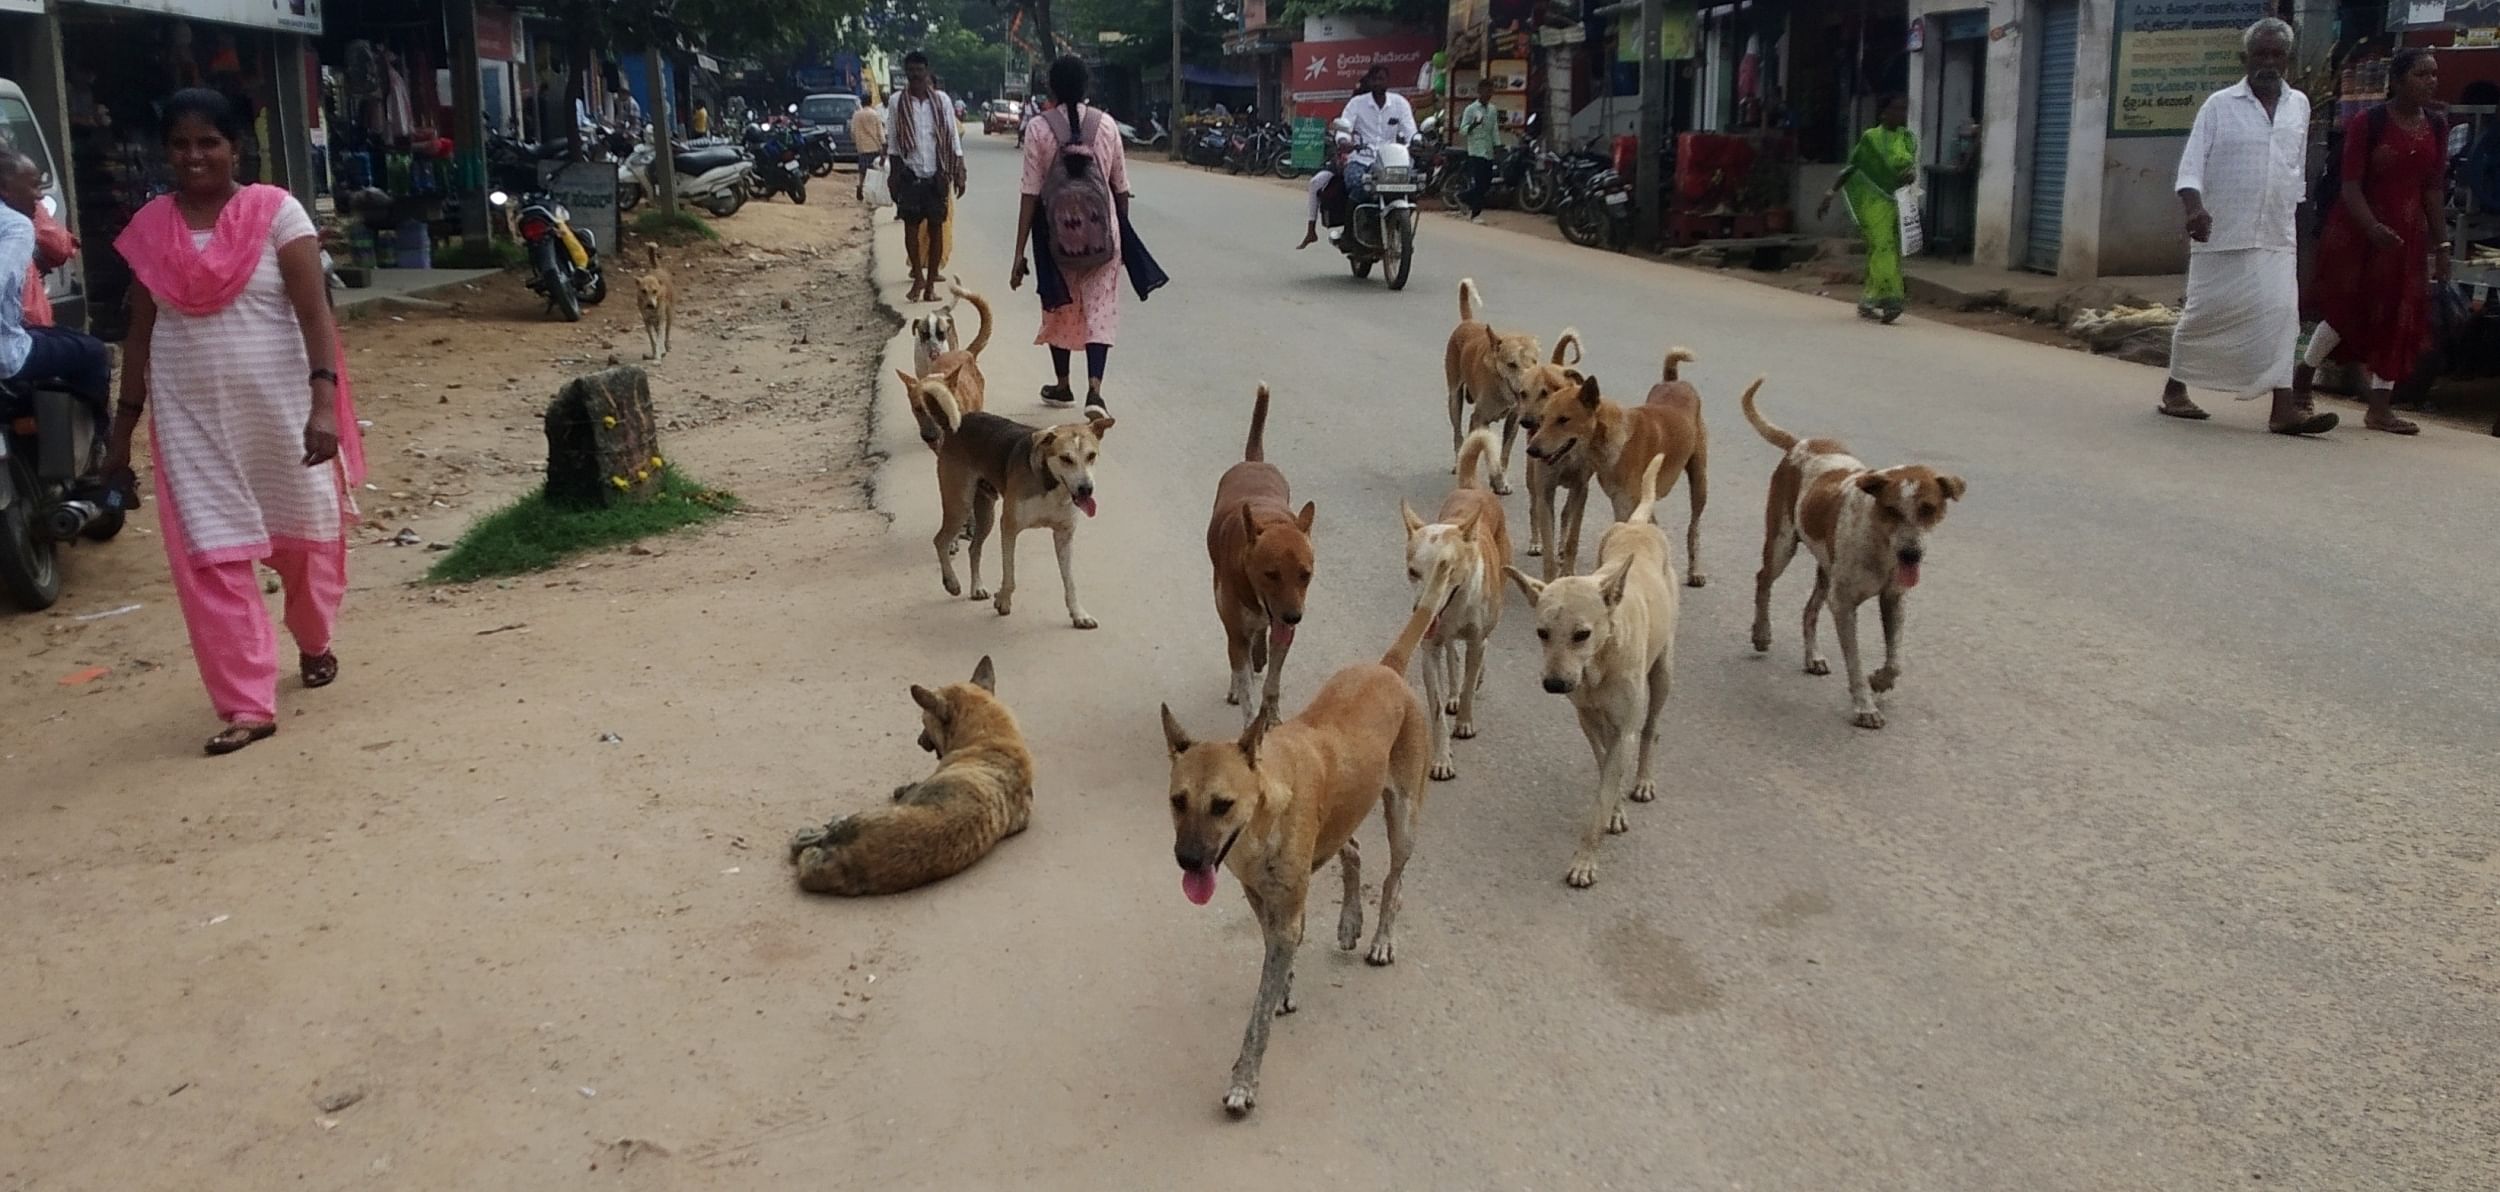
[634,244,674,361]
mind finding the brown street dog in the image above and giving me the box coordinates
[1741,383,1964,730]
[908,374,1113,629]
[1442,278,1543,496]
[1521,352,1714,587]
[1161,551,1463,1118]
[789,656,1032,895]
[1207,385,1316,728]
[1517,329,1584,571]
[1505,456,1676,889]
[633,244,674,362]
[905,284,993,449]
[1399,427,1510,782]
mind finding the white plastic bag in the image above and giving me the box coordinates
[1895,183,1925,257]
[863,162,893,208]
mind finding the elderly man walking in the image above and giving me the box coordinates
[2159,18,2338,435]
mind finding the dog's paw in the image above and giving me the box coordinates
[1750,625,1771,653]
[1490,476,1513,496]
[1629,780,1657,804]
[787,826,830,860]
[1525,542,1543,558]
[1565,859,1599,888]
[1870,666,1899,693]
[1224,690,1243,706]
[1852,709,1886,730]
[1337,910,1364,951]
[992,591,1014,616]
[1430,760,1457,781]
[968,586,989,601]
[1805,657,1830,676]
[1365,937,1396,966]
[1687,572,1708,588]
[1275,992,1298,1017]
[1452,719,1477,740]
[942,575,963,597]
[1223,1087,1256,1118]
[1070,612,1099,630]
[1606,805,1630,834]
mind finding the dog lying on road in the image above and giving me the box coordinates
[908,374,1113,629]
[1161,550,1462,1118]
[789,656,1032,895]
[1521,354,1711,587]
[1208,385,1316,727]
[1506,456,1677,889]
[1443,278,1543,496]
[1400,427,1510,782]
[1742,384,1963,729]
[905,285,993,449]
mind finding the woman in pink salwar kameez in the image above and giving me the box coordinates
[103,89,365,756]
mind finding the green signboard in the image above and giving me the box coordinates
[1292,116,1327,170]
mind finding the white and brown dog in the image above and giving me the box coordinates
[905,285,993,450]
[907,374,1113,630]
[1741,383,1965,730]
[1505,456,1677,889]
[1400,427,1510,782]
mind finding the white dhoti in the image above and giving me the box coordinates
[2168,247,2297,396]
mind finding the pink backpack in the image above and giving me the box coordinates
[1039,106,1117,274]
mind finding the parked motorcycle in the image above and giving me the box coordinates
[0,378,121,612]
[1336,141,1422,290]
[1554,162,1635,251]
[1182,119,1232,168]
[496,188,608,322]
[1435,114,1551,213]
[624,139,756,217]
[742,125,810,203]
[798,127,842,178]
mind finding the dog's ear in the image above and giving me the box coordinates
[1576,374,1601,409]
[1400,499,1425,538]
[969,655,996,692]
[1936,474,1967,501]
[1295,501,1317,534]
[1504,565,1545,604]
[1598,558,1632,608]
[1237,502,1261,543]
[1237,709,1269,768]
[1160,703,1192,757]
[1481,324,1501,352]
[911,684,950,721]
[1031,435,1061,492]
[1087,414,1116,437]
[895,368,920,393]
[1856,473,1892,498]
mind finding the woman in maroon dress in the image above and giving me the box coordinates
[2298,49,2447,435]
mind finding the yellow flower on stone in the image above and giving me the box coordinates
[610,475,629,490]
[649,455,663,469]
[635,469,650,482]
[602,415,618,428]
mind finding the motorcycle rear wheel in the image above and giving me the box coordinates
[1384,210,1414,291]
[1558,198,1606,248]
[1273,153,1305,180]
[788,178,809,204]
[0,454,62,611]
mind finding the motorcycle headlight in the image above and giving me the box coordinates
[554,205,572,222]
[489,190,510,207]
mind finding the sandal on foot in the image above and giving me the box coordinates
[1040,384,1076,408]
[205,722,277,756]
[2157,400,2211,420]
[301,651,339,688]
[2365,414,2421,435]
[2268,411,2339,435]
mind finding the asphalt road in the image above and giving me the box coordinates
[847,135,2500,1190]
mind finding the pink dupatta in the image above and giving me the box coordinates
[115,183,367,488]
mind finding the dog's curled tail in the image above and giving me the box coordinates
[1738,376,1790,449]
[1551,327,1583,366]
[952,285,995,356]
[1455,427,1500,490]
[1458,277,1484,322]
[921,377,964,435]
[1626,454,1667,528]
[645,243,661,269]
[1661,346,1697,382]
[1244,384,1272,463]
[1381,557,1460,675]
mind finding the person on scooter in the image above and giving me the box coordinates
[0,150,111,424]
[1337,65,1416,207]
[3,149,77,329]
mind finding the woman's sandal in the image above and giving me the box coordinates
[302,651,340,688]
[2366,414,2421,435]
[205,722,277,756]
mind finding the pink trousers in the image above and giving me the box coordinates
[153,461,347,725]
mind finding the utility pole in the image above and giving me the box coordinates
[1169,0,1185,162]
[447,0,490,246]
[1635,0,1664,252]
[645,44,679,213]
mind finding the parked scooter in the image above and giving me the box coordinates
[495,187,608,321]
[742,125,810,203]
[0,377,122,612]
[623,138,756,217]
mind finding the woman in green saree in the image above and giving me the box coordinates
[1818,94,1917,323]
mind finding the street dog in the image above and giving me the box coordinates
[905,284,993,449]
[1520,353,1712,587]
[1517,329,1585,572]
[633,244,674,362]
[907,374,1113,629]
[1161,549,1462,1118]
[1742,384,1964,730]
[1400,427,1510,781]
[1208,385,1317,727]
[1442,278,1543,496]
[1505,456,1677,889]
[788,656,1032,895]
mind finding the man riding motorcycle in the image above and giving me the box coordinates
[1336,66,1416,208]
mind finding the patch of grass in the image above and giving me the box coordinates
[631,208,720,245]
[434,237,528,269]
[425,468,739,583]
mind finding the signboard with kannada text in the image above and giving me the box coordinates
[1288,34,1438,118]
[2109,0,2267,137]
[1292,116,1327,169]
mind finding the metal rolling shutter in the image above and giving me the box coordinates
[2025,0,2081,273]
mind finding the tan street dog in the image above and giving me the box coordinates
[909,375,1113,629]
[1400,427,1510,782]
[1505,456,1676,889]
[1161,551,1462,1118]
[1208,385,1317,728]
[905,285,993,449]
[633,244,674,362]
[789,656,1032,895]
[1442,278,1543,496]
[1521,354,1712,587]
[1742,385,1964,730]
[1518,329,1585,572]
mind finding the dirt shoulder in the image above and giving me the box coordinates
[0,194,914,1188]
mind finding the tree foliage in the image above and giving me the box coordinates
[1277,0,1444,28]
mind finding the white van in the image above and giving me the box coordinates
[0,77,84,333]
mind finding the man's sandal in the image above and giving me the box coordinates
[2366,414,2421,435]
[2268,410,2339,435]
[302,651,340,688]
[205,722,277,756]
[2157,399,2211,421]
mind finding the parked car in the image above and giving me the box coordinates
[796,92,862,162]
[983,99,1021,136]
[0,77,85,333]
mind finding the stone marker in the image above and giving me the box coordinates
[544,366,664,506]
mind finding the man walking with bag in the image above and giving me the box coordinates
[884,50,966,303]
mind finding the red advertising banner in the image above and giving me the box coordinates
[1288,35,1439,118]
[476,6,518,62]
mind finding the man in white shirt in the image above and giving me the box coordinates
[1337,65,1416,203]
[883,49,967,303]
[0,151,111,420]
[2160,18,2335,435]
